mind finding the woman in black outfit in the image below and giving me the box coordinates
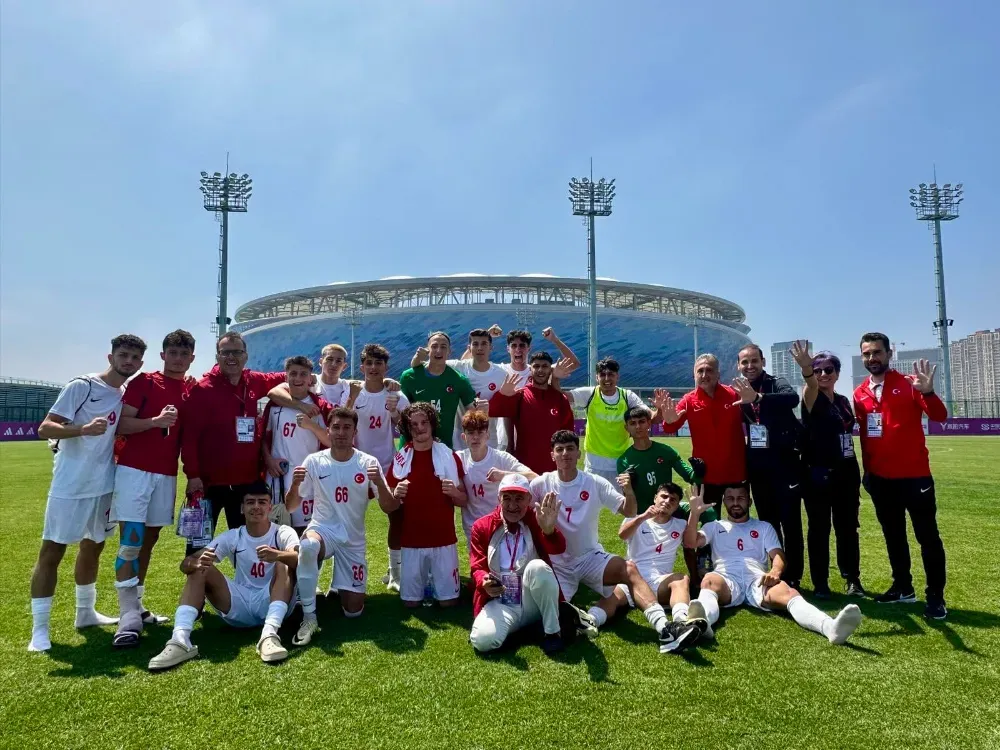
[790,341,866,598]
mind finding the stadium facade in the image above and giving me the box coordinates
[232,275,752,388]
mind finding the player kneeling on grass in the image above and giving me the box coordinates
[682,483,862,646]
[611,483,694,632]
[284,407,394,646]
[148,482,299,670]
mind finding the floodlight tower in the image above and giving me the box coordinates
[569,168,616,386]
[908,177,963,406]
[200,168,253,335]
[345,308,364,378]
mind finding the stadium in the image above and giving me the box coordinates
[232,274,751,387]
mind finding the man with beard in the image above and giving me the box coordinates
[853,332,949,619]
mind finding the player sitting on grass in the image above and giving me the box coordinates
[683,483,863,646]
[147,481,299,670]
[610,483,693,627]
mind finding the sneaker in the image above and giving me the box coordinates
[257,634,289,663]
[386,570,401,594]
[924,597,948,620]
[540,633,565,655]
[141,610,170,625]
[292,615,319,646]
[813,587,832,600]
[686,600,714,639]
[659,621,700,654]
[845,580,867,598]
[558,601,599,640]
[148,639,198,671]
[874,587,916,604]
[381,568,391,586]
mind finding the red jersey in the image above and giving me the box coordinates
[181,366,286,487]
[117,372,196,476]
[488,384,574,474]
[387,449,465,549]
[853,369,947,479]
[662,384,746,484]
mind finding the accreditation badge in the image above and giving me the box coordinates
[236,416,256,443]
[500,572,522,607]
[840,434,855,458]
[866,413,883,438]
[749,423,769,449]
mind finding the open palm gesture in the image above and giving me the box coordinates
[552,358,577,380]
[912,359,937,394]
[661,395,686,424]
[731,377,757,405]
[789,340,814,370]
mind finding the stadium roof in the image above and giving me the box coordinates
[234,275,745,325]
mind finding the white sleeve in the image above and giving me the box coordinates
[529,476,546,503]
[396,392,410,411]
[446,360,469,375]
[278,525,300,550]
[625,390,645,409]
[568,386,594,405]
[298,458,316,501]
[49,379,92,421]
[699,521,718,547]
[497,450,528,473]
[209,530,236,561]
[595,475,626,513]
[762,522,782,553]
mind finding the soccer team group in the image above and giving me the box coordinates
[27,322,950,668]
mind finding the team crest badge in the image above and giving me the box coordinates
[354,473,366,484]
[656,457,664,464]
[580,490,589,501]
[750,529,759,539]
[550,408,559,416]
[670,531,680,539]
[488,383,497,391]
[446,385,454,393]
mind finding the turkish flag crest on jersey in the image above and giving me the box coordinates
[446,386,454,393]
[750,530,759,538]
[550,408,559,416]
[580,490,590,501]
[354,473,365,484]
[488,383,496,391]
[656,457,664,464]
[671,531,680,539]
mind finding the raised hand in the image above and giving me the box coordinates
[383,378,402,392]
[499,371,522,397]
[536,491,561,534]
[552,357,577,380]
[366,461,382,482]
[487,324,503,338]
[661,395,686,425]
[81,417,109,436]
[413,347,430,365]
[687,484,710,517]
[912,359,937,394]
[789,340,814,370]
[652,388,669,411]
[291,466,307,486]
[731,377,758,405]
[542,327,556,342]
[616,472,632,490]
[386,391,401,411]
[151,405,178,429]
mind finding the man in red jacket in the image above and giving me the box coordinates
[854,332,949,619]
[180,332,287,554]
[659,353,748,514]
[488,351,575,473]
[469,475,589,655]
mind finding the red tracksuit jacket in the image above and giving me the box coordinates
[662,384,746,484]
[488,384,574,474]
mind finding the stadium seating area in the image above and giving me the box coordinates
[0,379,62,423]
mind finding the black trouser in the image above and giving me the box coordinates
[864,474,946,598]
[804,463,861,588]
[185,483,254,555]
[749,465,803,583]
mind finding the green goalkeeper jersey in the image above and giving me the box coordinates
[617,441,696,513]
[399,365,476,448]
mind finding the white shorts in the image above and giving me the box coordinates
[216,579,293,628]
[717,572,770,611]
[400,545,461,602]
[306,521,368,594]
[550,548,615,601]
[42,493,114,544]
[583,458,619,485]
[616,564,674,606]
[111,465,177,527]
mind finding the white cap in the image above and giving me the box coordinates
[497,474,531,495]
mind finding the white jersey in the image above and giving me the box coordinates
[314,380,349,407]
[701,518,781,580]
[49,374,124,499]
[496,363,530,450]
[457,447,529,534]
[530,470,624,559]
[353,388,409,469]
[298,449,383,544]
[266,398,326,466]
[210,522,299,589]
[447,359,507,449]
[626,516,687,577]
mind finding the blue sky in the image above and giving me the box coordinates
[2,1,996,389]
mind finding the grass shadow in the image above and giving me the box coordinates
[547,637,612,684]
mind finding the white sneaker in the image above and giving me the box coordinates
[386,569,401,594]
[148,639,199,671]
[827,603,863,645]
[381,569,391,585]
[75,609,119,628]
[257,634,288,663]
[292,614,319,646]
[687,600,714,640]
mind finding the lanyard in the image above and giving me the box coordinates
[750,401,761,424]
[503,526,522,572]
[869,382,883,411]
[234,381,250,417]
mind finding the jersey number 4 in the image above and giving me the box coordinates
[334,486,350,503]
[250,562,267,578]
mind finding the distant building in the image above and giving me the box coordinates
[770,340,811,388]
[950,329,1000,417]
[851,346,943,393]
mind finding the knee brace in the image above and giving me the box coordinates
[115,521,145,577]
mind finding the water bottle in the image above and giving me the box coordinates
[423,572,435,606]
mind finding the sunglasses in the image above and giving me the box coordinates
[814,366,837,375]
[219,348,247,357]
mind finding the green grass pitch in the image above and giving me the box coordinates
[1,438,998,749]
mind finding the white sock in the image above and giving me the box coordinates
[389,548,401,574]
[261,601,288,639]
[137,584,146,608]
[343,607,364,619]
[787,595,832,636]
[75,583,97,612]
[826,604,863,645]
[671,602,689,621]
[697,589,720,626]
[29,597,53,651]
[172,604,198,648]
[643,603,669,632]
[587,606,608,628]
[298,538,321,615]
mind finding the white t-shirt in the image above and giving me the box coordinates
[457,447,530,536]
[314,380,349,407]
[448,359,507,449]
[626,516,687,578]
[48,374,124,499]
[569,387,645,472]
[497,363,531,450]
[353,388,409,469]
[210,523,299,589]
[700,518,781,580]
[267,398,326,466]
[298,449,383,545]
[530,470,624,559]
[495,522,536,574]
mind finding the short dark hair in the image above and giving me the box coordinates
[162,330,195,352]
[468,328,492,343]
[723,482,751,501]
[427,331,451,346]
[360,343,389,362]
[328,406,359,427]
[243,479,271,499]
[399,402,439,442]
[217,332,246,352]
[596,357,619,373]
[111,334,147,354]
[812,351,842,373]
[529,351,553,365]
[624,405,652,423]
[739,344,765,360]
[860,332,891,352]
[550,429,579,448]
[656,482,684,500]
[285,355,314,371]
[507,330,532,346]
